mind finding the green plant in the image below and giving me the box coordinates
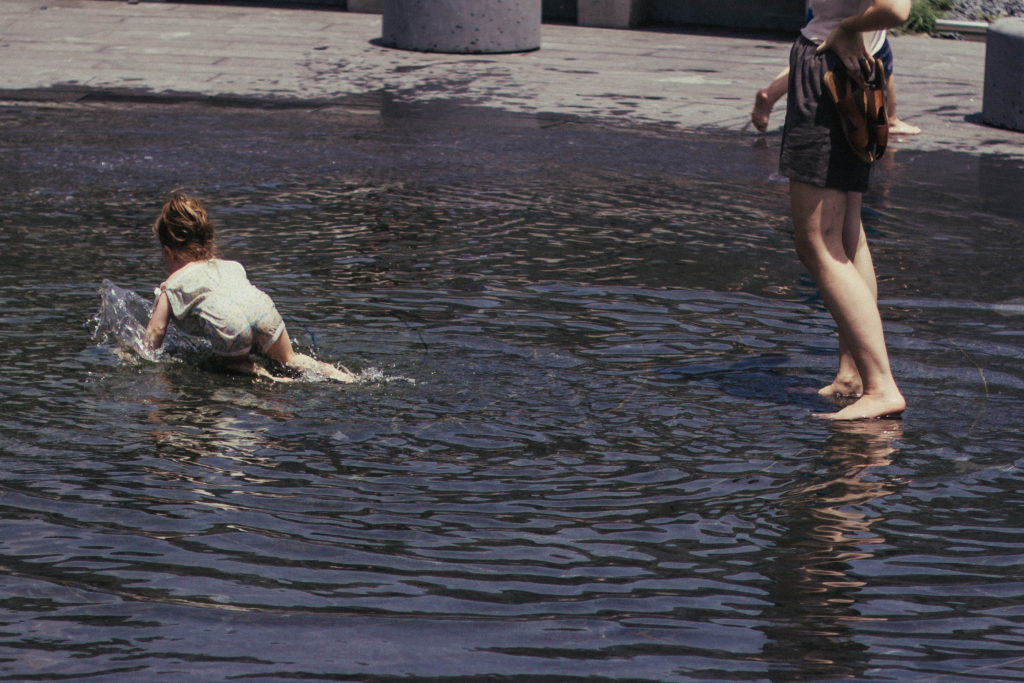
[902,0,948,33]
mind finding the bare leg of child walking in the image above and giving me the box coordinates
[754,70,921,136]
[886,74,921,136]
[790,180,905,420]
[752,67,790,132]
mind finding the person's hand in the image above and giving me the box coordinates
[817,24,871,85]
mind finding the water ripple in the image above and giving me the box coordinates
[1,102,1023,680]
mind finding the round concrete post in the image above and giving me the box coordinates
[983,18,1024,132]
[381,0,541,54]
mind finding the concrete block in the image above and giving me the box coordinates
[347,0,382,13]
[577,0,650,29]
[542,0,577,22]
[649,0,805,32]
[983,17,1024,132]
[381,0,541,54]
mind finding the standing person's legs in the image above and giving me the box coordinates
[821,192,879,397]
[790,180,905,420]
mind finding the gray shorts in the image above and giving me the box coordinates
[779,36,872,193]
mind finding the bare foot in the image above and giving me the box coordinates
[289,354,357,383]
[813,391,906,421]
[818,378,863,398]
[751,90,772,132]
[888,116,921,136]
[320,363,357,383]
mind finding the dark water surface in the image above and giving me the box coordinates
[1,97,1023,680]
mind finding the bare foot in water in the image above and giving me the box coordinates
[814,391,906,421]
[818,377,863,398]
[751,89,773,132]
[293,356,357,383]
[888,116,921,136]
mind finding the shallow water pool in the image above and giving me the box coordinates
[1,98,1024,680]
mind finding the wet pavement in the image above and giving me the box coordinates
[1,0,1022,158]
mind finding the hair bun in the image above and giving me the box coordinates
[169,225,189,243]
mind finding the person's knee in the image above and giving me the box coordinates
[264,329,294,365]
[793,231,821,270]
[843,230,867,260]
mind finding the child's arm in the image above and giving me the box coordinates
[145,290,171,351]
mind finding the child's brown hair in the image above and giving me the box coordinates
[154,192,219,261]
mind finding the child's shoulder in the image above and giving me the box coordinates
[165,258,242,286]
[215,258,247,276]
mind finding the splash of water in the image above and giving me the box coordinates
[89,279,166,363]
[89,279,210,365]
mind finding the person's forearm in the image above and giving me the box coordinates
[840,0,911,34]
[145,292,170,351]
[144,323,166,351]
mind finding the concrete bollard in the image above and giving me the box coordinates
[983,17,1024,132]
[381,0,541,54]
[577,0,650,29]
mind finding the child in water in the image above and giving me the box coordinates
[144,192,355,383]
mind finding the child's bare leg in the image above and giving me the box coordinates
[886,74,921,136]
[288,352,357,382]
[223,357,291,382]
[266,328,356,383]
[790,182,905,420]
[752,67,790,132]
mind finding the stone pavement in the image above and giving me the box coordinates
[1,0,1021,157]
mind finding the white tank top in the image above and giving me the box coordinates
[801,0,887,56]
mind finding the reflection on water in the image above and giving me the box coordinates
[761,420,901,680]
[1,100,1024,680]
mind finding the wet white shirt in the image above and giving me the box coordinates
[157,259,284,357]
